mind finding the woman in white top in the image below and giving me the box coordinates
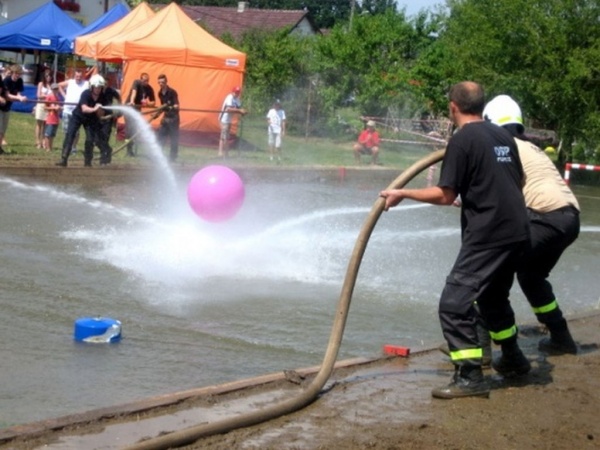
[35,71,53,149]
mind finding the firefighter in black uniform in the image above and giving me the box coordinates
[125,72,155,156]
[154,74,180,162]
[57,74,112,167]
[99,77,121,165]
[380,81,531,399]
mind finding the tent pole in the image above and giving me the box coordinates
[53,54,58,83]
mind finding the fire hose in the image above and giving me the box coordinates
[123,149,445,450]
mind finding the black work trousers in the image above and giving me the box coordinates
[517,206,580,324]
[100,119,114,164]
[439,240,528,366]
[157,117,179,162]
[62,115,112,165]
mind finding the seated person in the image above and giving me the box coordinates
[353,120,380,165]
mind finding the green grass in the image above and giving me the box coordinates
[2,110,436,170]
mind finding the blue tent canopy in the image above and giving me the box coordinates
[73,4,129,40]
[0,1,83,53]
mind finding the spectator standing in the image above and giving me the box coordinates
[0,67,10,148]
[58,69,89,155]
[380,81,530,399]
[353,120,380,165]
[218,86,246,158]
[43,83,62,152]
[155,74,180,162]
[56,74,111,167]
[1,65,27,154]
[266,99,286,162]
[125,72,155,156]
[0,76,8,154]
[35,71,53,149]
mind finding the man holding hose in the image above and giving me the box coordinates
[56,74,112,167]
[380,81,531,399]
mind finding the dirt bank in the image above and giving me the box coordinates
[185,314,600,450]
[2,313,599,450]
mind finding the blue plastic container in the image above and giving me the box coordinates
[74,317,122,343]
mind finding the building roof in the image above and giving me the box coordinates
[155,4,319,40]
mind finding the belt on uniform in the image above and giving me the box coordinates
[554,205,579,215]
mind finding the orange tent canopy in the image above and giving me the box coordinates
[95,2,246,71]
[74,2,155,61]
[76,2,247,145]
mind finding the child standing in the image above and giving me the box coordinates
[43,83,61,152]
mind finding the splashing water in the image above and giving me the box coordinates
[2,172,600,430]
[106,105,178,189]
[0,176,158,224]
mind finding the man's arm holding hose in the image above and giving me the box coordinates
[379,186,457,210]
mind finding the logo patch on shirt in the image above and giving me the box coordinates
[494,146,512,162]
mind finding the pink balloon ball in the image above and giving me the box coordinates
[187,165,245,222]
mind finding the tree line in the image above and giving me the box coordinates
[128,0,600,164]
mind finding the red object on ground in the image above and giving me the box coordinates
[383,345,410,357]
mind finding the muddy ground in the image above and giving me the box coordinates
[185,315,600,450]
[2,313,599,450]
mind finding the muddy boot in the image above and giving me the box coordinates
[492,339,531,377]
[432,365,490,399]
[538,319,577,355]
[55,156,67,167]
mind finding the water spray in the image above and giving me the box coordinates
[123,149,446,450]
[107,106,166,157]
[105,105,178,189]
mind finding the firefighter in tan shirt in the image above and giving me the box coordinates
[484,95,579,355]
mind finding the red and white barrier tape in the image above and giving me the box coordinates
[564,163,600,185]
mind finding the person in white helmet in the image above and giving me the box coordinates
[483,95,580,355]
[56,74,112,167]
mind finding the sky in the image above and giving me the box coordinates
[398,0,445,17]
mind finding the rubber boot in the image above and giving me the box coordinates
[492,338,531,377]
[538,318,577,355]
[432,365,490,399]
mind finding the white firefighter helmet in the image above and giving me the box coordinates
[90,74,105,88]
[483,95,523,127]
